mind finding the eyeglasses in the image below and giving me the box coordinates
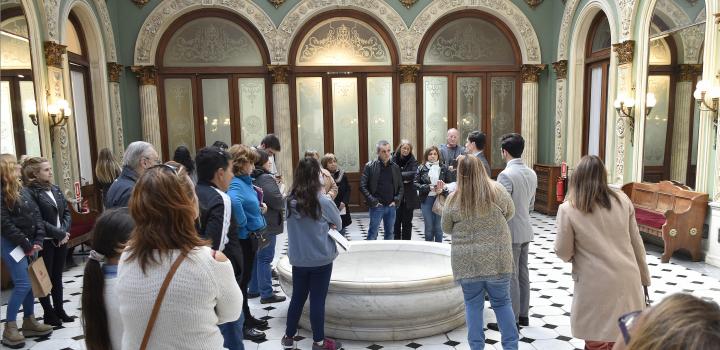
[143,156,161,165]
[150,163,179,176]
[618,310,642,344]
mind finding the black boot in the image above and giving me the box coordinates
[245,315,268,328]
[55,309,74,323]
[42,312,61,327]
[243,327,266,341]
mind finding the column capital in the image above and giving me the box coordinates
[552,60,568,80]
[612,40,635,65]
[677,64,703,82]
[131,65,158,86]
[267,65,291,84]
[44,41,67,68]
[107,62,124,83]
[399,65,421,84]
[521,64,546,83]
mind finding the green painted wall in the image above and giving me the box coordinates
[110,0,564,161]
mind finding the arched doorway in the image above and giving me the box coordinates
[417,11,522,176]
[582,12,611,161]
[289,10,399,206]
[156,9,272,158]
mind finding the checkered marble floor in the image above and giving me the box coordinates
[3,211,720,350]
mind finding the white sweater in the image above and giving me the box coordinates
[116,246,242,350]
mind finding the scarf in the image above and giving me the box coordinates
[426,161,441,190]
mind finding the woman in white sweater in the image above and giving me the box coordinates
[116,162,242,350]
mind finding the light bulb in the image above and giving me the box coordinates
[614,98,622,109]
[56,99,69,111]
[23,100,36,114]
[710,86,720,99]
[646,93,657,108]
[47,103,59,115]
[694,89,703,100]
[696,80,708,93]
[625,98,635,108]
[64,108,72,117]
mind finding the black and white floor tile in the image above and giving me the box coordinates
[2,212,720,350]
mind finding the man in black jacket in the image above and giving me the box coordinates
[195,147,267,346]
[360,140,403,240]
[105,141,159,208]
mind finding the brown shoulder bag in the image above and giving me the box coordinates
[139,253,187,350]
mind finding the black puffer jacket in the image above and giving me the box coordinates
[392,153,419,209]
[26,183,71,241]
[1,187,46,252]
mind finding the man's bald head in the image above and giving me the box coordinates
[447,128,460,147]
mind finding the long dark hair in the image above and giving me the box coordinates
[566,155,619,213]
[290,157,322,220]
[81,208,134,350]
[173,146,195,174]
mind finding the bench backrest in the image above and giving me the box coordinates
[621,181,708,213]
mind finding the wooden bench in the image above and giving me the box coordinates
[621,181,708,263]
[66,201,99,248]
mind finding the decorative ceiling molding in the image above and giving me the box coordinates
[132,0,151,8]
[525,0,543,8]
[399,0,418,9]
[556,0,580,61]
[92,0,118,62]
[398,65,420,83]
[268,0,285,9]
[107,62,124,83]
[267,65,291,84]
[617,0,636,41]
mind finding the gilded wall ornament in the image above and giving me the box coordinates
[612,40,635,65]
[131,65,158,86]
[44,41,66,68]
[267,65,291,84]
[525,0,543,8]
[677,64,702,82]
[398,65,420,84]
[268,0,285,8]
[399,0,418,9]
[521,64,546,83]
[107,62,124,83]
[132,0,151,8]
[552,60,568,80]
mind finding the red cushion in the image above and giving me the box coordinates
[69,222,94,239]
[635,207,665,229]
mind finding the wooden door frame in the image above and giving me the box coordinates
[581,59,609,161]
[1,71,35,156]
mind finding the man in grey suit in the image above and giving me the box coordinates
[490,133,537,330]
[465,130,491,177]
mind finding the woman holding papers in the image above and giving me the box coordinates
[0,154,53,348]
[282,157,343,350]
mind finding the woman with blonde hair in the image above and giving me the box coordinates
[305,150,338,200]
[95,148,121,206]
[0,154,53,348]
[555,155,650,350]
[442,155,517,350]
[22,157,73,326]
[612,293,720,350]
[116,163,242,349]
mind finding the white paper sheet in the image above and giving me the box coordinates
[328,228,350,251]
[10,245,24,263]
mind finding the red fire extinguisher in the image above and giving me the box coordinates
[556,161,568,203]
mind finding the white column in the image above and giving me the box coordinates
[399,65,419,148]
[139,84,162,157]
[521,81,539,167]
[554,78,566,164]
[520,64,544,167]
[669,81,693,183]
[109,82,125,160]
[272,83,293,190]
[612,40,635,184]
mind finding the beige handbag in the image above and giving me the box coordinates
[431,194,446,215]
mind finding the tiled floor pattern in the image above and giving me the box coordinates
[3,212,720,350]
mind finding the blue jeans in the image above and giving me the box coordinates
[367,204,396,240]
[420,196,443,242]
[219,312,245,350]
[1,237,35,322]
[249,234,277,298]
[460,277,518,350]
[285,263,333,342]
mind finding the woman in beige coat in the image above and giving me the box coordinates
[555,155,651,350]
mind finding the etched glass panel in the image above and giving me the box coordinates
[590,17,611,52]
[331,78,360,172]
[490,77,516,169]
[164,79,196,155]
[296,18,391,66]
[456,77,482,143]
[296,77,324,156]
[648,38,672,65]
[202,79,231,147]
[1,82,15,155]
[367,77,393,159]
[19,81,39,156]
[1,16,31,69]
[238,78,267,146]
[164,17,262,67]
[587,67,603,157]
[71,70,93,185]
[643,75,671,166]
[424,18,515,66]
[65,19,83,55]
[423,76,448,150]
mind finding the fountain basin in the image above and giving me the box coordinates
[277,241,465,341]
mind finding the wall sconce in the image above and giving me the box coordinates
[614,93,656,146]
[23,99,38,126]
[694,80,720,148]
[47,99,72,128]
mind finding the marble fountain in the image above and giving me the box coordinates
[276,241,466,341]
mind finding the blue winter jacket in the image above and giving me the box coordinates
[227,175,266,239]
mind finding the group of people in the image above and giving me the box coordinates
[3,127,720,350]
